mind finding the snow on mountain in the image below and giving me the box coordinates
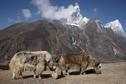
[104,19,124,33]
[64,3,89,27]
[32,0,89,27]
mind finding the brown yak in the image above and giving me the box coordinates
[57,51,101,77]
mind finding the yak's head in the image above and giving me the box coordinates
[94,61,101,74]
[47,58,59,79]
[87,58,102,74]
[51,63,60,79]
[44,53,57,71]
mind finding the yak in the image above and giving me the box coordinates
[9,51,55,79]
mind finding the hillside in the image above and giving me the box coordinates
[0,19,126,63]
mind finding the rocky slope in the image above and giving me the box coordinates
[0,19,126,63]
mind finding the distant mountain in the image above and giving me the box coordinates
[83,19,126,62]
[60,3,89,27]
[0,19,126,63]
[104,19,124,33]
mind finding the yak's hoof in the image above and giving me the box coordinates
[38,77,41,79]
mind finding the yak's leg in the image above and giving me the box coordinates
[62,70,67,75]
[80,65,87,75]
[33,75,36,78]
[38,75,42,79]
[36,63,45,79]
[33,74,36,78]
[60,66,67,76]
[65,65,69,76]
[12,72,16,79]
[33,70,37,78]
[66,71,69,75]
[12,69,17,79]
[19,71,23,79]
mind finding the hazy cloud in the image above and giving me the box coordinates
[8,16,22,23]
[22,9,32,19]
[31,0,81,20]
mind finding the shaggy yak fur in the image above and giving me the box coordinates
[9,51,54,79]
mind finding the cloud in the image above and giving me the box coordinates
[31,0,81,20]
[22,9,32,19]
[8,16,22,23]
[93,8,98,13]
[31,0,89,26]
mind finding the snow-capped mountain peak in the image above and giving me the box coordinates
[104,19,124,33]
[66,3,89,27]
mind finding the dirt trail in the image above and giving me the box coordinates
[0,62,126,84]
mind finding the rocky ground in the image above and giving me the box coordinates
[0,62,126,84]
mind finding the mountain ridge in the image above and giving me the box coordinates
[104,19,125,33]
[0,19,126,63]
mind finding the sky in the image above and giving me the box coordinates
[0,0,126,31]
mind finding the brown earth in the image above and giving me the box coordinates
[0,62,126,84]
